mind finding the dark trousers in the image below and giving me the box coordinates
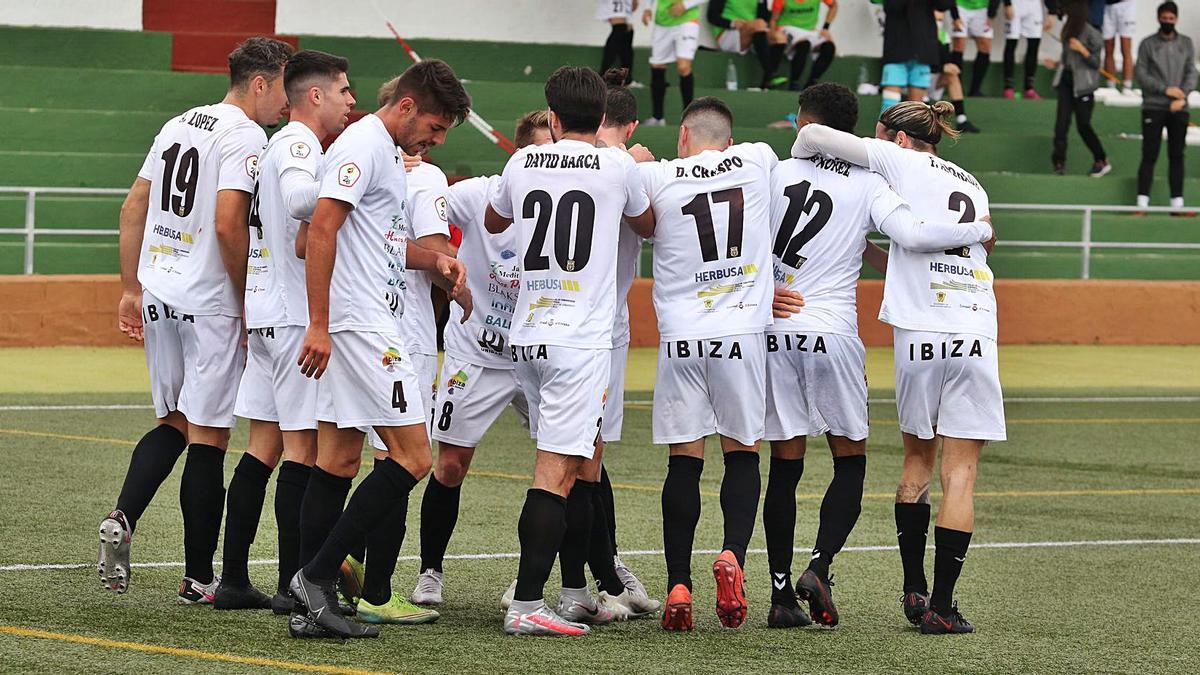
[1052,74,1106,165]
[1137,108,1189,198]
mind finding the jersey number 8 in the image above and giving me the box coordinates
[523,189,596,273]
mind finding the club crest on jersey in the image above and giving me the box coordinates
[435,196,448,222]
[290,142,311,159]
[245,155,258,178]
[338,163,361,187]
[936,291,947,303]
[381,347,403,370]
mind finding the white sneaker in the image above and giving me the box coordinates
[557,588,615,625]
[177,575,220,604]
[627,80,646,89]
[643,117,666,127]
[614,556,649,597]
[410,568,444,606]
[503,600,590,636]
[600,589,662,619]
[499,578,517,611]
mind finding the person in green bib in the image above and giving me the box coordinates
[641,1,704,125]
[708,0,788,89]
[770,0,839,91]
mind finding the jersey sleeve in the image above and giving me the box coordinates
[318,137,376,209]
[278,136,320,180]
[865,172,906,227]
[755,142,779,172]
[487,152,522,219]
[409,168,452,240]
[217,124,265,193]
[863,137,914,186]
[621,154,652,218]
[447,178,485,234]
[137,140,157,182]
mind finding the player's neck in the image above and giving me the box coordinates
[288,112,327,141]
[557,131,598,145]
[221,90,257,123]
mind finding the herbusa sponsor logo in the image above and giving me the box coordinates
[153,224,194,244]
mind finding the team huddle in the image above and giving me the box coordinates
[97,36,1004,640]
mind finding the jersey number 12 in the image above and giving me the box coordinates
[773,180,832,268]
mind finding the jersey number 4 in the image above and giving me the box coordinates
[160,143,200,218]
[773,180,832,268]
[523,190,596,273]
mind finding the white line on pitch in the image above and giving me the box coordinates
[4,538,1197,573]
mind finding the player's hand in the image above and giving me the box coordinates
[401,153,422,172]
[628,143,655,163]
[1166,86,1186,100]
[642,9,651,25]
[819,29,833,43]
[1068,37,1087,55]
[117,292,144,342]
[1044,15,1055,32]
[297,325,332,379]
[980,214,997,253]
[1005,5,1014,20]
[772,287,805,318]
[953,18,964,32]
[985,18,992,31]
[669,1,684,17]
[453,285,473,323]
[1170,98,1187,113]
[436,254,468,297]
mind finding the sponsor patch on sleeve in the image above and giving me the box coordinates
[338,162,361,188]
[290,142,311,159]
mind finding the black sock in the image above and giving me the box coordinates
[895,502,932,594]
[298,466,352,571]
[1023,39,1040,90]
[587,486,624,595]
[931,527,972,616]
[114,424,187,532]
[788,42,812,86]
[809,454,866,580]
[346,457,383,565]
[662,454,703,591]
[305,458,418,586]
[274,460,311,595]
[419,473,461,572]
[763,456,804,604]
[1003,38,1019,88]
[560,480,596,589]
[760,42,786,86]
[514,488,567,601]
[969,52,990,95]
[599,465,618,553]
[751,31,772,82]
[620,25,635,81]
[600,24,623,74]
[806,42,835,87]
[953,99,966,117]
[679,73,695,110]
[650,67,667,120]
[179,444,225,584]
[220,453,272,587]
[360,466,418,605]
[720,451,760,567]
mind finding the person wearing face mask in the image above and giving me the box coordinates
[1135,1,1196,213]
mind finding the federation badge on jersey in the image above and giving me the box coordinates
[245,154,259,178]
[338,162,361,187]
[290,142,311,159]
[435,196,448,222]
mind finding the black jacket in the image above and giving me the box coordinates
[883,0,955,66]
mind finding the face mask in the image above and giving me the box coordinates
[1160,22,1177,35]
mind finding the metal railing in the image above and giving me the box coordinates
[2,188,1199,279]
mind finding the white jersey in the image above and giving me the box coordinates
[399,162,451,356]
[244,121,322,329]
[444,175,520,370]
[863,139,997,340]
[642,142,777,341]
[489,139,651,349]
[318,113,410,334]
[612,221,641,348]
[137,102,265,317]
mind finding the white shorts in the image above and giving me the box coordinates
[431,354,530,448]
[1102,0,1136,40]
[142,290,244,429]
[950,8,993,39]
[780,25,830,57]
[653,334,766,447]
[602,342,628,442]
[893,329,1006,442]
[368,350,439,450]
[716,28,749,55]
[234,325,317,431]
[650,22,701,64]
[316,331,425,430]
[513,344,609,458]
[595,0,633,21]
[1006,0,1044,40]
[765,331,868,442]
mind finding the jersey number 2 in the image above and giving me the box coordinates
[523,190,596,273]
[945,191,975,258]
[160,143,200,218]
[773,180,832,268]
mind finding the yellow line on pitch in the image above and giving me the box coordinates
[0,428,251,454]
[0,625,388,675]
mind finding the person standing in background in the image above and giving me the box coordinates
[598,1,639,86]
[1051,0,1109,177]
[880,0,957,114]
[1135,1,1196,212]
[1002,0,1051,99]
[949,0,1001,97]
[1102,0,1138,90]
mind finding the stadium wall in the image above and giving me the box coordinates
[0,1,141,30]
[2,276,1198,348]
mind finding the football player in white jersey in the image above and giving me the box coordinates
[640,96,777,632]
[792,99,1004,635]
[485,66,655,636]
[764,84,994,630]
[408,111,551,609]
[214,50,356,615]
[287,60,472,639]
[100,37,293,602]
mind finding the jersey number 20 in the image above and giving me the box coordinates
[523,190,596,273]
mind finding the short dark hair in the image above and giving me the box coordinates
[1158,1,1178,17]
[378,60,471,126]
[514,110,551,148]
[228,37,294,89]
[680,96,735,140]
[602,68,638,126]
[284,50,350,103]
[544,66,607,133]
[797,82,858,134]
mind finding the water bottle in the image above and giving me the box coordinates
[857,64,869,88]
[725,60,738,91]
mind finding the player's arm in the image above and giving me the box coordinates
[297,197,349,379]
[295,221,309,259]
[484,161,516,233]
[863,240,888,275]
[792,123,870,167]
[772,287,806,318]
[707,0,734,29]
[825,0,838,26]
[215,188,252,301]
[405,239,471,321]
[117,177,151,341]
[875,203,993,253]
